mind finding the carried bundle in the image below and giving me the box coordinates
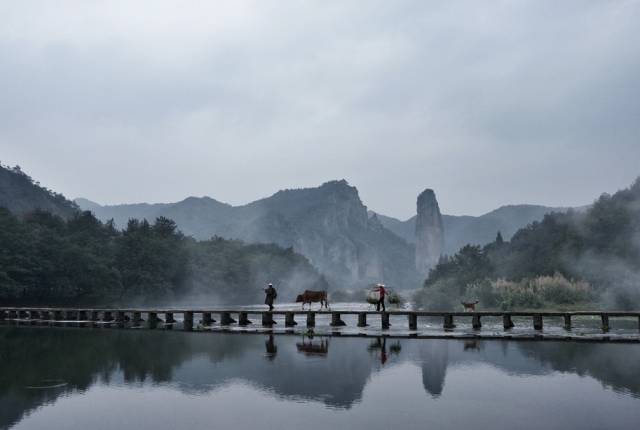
[366,289,381,304]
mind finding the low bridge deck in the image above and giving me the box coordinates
[1,307,639,332]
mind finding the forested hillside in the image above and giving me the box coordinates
[0,209,327,305]
[416,178,640,310]
[0,166,327,305]
[0,164,78,219]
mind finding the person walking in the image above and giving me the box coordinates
[264,283,277,311]
[375,283,386,312]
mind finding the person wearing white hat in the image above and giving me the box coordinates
[264,283,277,311]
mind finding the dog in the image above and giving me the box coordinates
[461,300,479,312]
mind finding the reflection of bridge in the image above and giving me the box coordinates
[1,307,639,336]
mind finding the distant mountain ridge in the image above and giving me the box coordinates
[371,204,574,255]
[77,180,419,289]
[77,183,579,287]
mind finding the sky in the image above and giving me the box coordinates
[1,1,639,219]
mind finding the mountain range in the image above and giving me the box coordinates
[75,181,573,288]
[0,163,575,291]
[78,180,420,289]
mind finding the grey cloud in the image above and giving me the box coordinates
[0,0,639,218]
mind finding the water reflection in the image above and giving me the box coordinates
[265,335,278,360]
[296,336,329,356]
[1,325,639,429]
[366,338,402,365]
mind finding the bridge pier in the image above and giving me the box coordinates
[503,314,514,330]
[262,312,275,326]
[90,311,100,322]
[358,313,368,327]
[601,314,610,332]
[408,314,417,330]
[330,312,346,327]
[285,312,297,327]
[65,310,77,320]
[201,312,214,326]
[472,314,482,330]
[221,312,236,325]
[78,310,88,321]
[564,314,572,330]
[238,312,251,326]
[133,312,144,325]
[183,311,193,330]
[306,312,316,328]
[116,311,126,323]
[53,310,62,321]
[148,312,159,327]
[533,314,543,330]
[103,311,114,322]
[381,312,390,329]
[443,314,455,329]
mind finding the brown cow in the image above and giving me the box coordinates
[296,338,329,356]
[295,290,328,310]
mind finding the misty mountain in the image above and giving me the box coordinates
[77,180,420,289]
[0,164,78,219]
[373,204,572,255]
[0,167,327,305]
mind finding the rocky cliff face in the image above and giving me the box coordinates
[415,189,444,275]
[374,203,572,255]
[78,180,419,289]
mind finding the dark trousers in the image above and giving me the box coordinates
[376,298,386,312]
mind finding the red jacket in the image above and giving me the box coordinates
[377,286,386,297]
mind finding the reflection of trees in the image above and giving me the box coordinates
[0,327,193,429]
[516,342,640,396]
[0,326,381,426]
[416,339,640,399]
[3,325,639,429]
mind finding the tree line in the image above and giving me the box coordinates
[0,208,327,305]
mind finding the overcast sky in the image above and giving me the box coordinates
[1,1,639,219]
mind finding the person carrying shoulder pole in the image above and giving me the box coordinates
[375,283,386,312]
[264,283,277,311]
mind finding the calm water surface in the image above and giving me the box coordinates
[1,325,639,430]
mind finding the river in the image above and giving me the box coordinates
[1,321,639,430]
